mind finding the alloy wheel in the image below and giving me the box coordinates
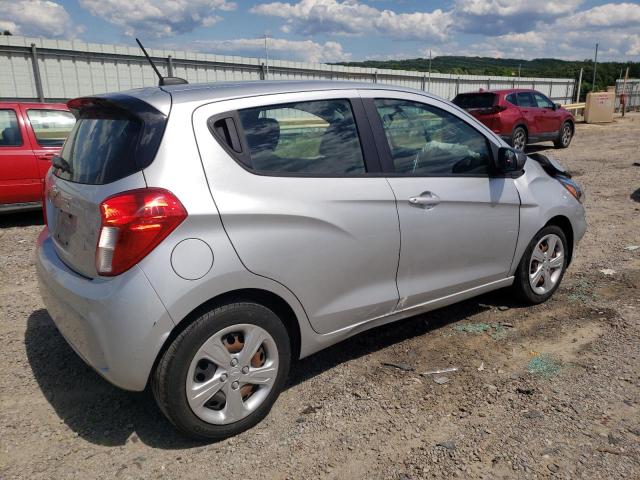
[513,128,526,151]
[528,233,564,295]
[561,124,572,146]
[185,324,279,425]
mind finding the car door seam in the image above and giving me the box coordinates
[384,177,403,310]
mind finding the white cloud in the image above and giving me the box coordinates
[454,0,584,35]
[562,2,640,29]
[79,0,237,37]
[1,0,83,38]
[251,0,452,41]
[186,37,350,63]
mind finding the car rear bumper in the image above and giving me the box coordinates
[35,228,175,391]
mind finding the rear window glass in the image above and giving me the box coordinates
[236,99,366,175]
[27,109,75,147]
[0,109,22,146]
[452,93,496,109]
[57,108,142,185]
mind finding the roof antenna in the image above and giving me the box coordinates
[135,38,188,87]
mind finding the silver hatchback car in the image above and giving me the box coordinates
[36,81,585,439]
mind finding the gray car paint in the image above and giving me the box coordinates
[36,81,586,391]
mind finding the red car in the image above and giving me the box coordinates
[0,102,75,213]
[453,89,575,151]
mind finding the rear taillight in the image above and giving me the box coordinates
[470,105,507,115]
[96,188,187,276]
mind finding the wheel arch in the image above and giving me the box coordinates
[150,288,302,386]
[544,215,574,265]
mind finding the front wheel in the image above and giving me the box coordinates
[512,225,568,304]
[554,121,573,148]
[152,302,291,440]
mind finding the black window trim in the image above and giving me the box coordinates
[0,108,24,148]
[25,108,76,148]
[362,97,500,178]
[207,97,383,178]
[505,93,519,106]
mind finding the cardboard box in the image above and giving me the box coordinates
[584,92,615,123]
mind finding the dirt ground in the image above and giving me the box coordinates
[1,113,639,480]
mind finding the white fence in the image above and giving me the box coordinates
[615,79,640,111]
[0,35,576,104]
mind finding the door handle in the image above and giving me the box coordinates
[37,153,55,161]
[409,191,440,209]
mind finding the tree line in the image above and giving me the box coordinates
[335,56,639,101]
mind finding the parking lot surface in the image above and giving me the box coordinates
[1,113,639,479]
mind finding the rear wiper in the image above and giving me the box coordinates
[52,155,73,175]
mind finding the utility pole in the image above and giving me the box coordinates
[264,34,270,80]
[591,43,598,92]
[575,67,583,103]
[427,49,432,91]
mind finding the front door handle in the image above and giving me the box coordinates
[409,191,440,209]
[37,153,55,161]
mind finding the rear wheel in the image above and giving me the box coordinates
[512,225,568,304]
[554,121,573,148]
[152,302,291,440]
[511,126,527,151]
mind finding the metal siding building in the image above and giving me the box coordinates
[1,35,576,103]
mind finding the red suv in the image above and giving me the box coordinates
[453,89,574,151]
[0,102,75,213]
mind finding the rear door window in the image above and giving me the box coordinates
[234,99,366,175]
[0,109,22,146]
[27,109,75,147]
[516,92,536,108]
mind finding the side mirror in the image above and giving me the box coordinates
[553,103,560,111]
[497,147,527,173]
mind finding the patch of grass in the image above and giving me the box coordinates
[567,278,597,303]
[527,353,562,378]
[454,322,509,339]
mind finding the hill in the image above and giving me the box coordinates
[335,56,640,100]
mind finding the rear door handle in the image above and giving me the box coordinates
[409,191,440,209]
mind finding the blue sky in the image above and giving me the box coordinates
[2,1,639,62]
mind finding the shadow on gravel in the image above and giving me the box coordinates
[0,210,44,228]
[631,188,640,203]
[26,290,525,448]
[524,145,553,154]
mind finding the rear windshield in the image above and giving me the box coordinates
[452,93,497,109]
[57,108,141,185]
[55,97,167,185]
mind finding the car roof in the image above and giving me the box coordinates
[456,88,535,96]
[163,80,436,103]
[112,80,443,114]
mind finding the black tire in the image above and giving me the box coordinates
[152,302,291,441]
[554,121,573,148]
[512,225,568,304]
[511,126,528,151]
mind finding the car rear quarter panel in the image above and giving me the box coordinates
[138,100,313,356]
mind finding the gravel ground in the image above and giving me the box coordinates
[1,113,639,479]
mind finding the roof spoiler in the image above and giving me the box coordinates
[136,38,188,87]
